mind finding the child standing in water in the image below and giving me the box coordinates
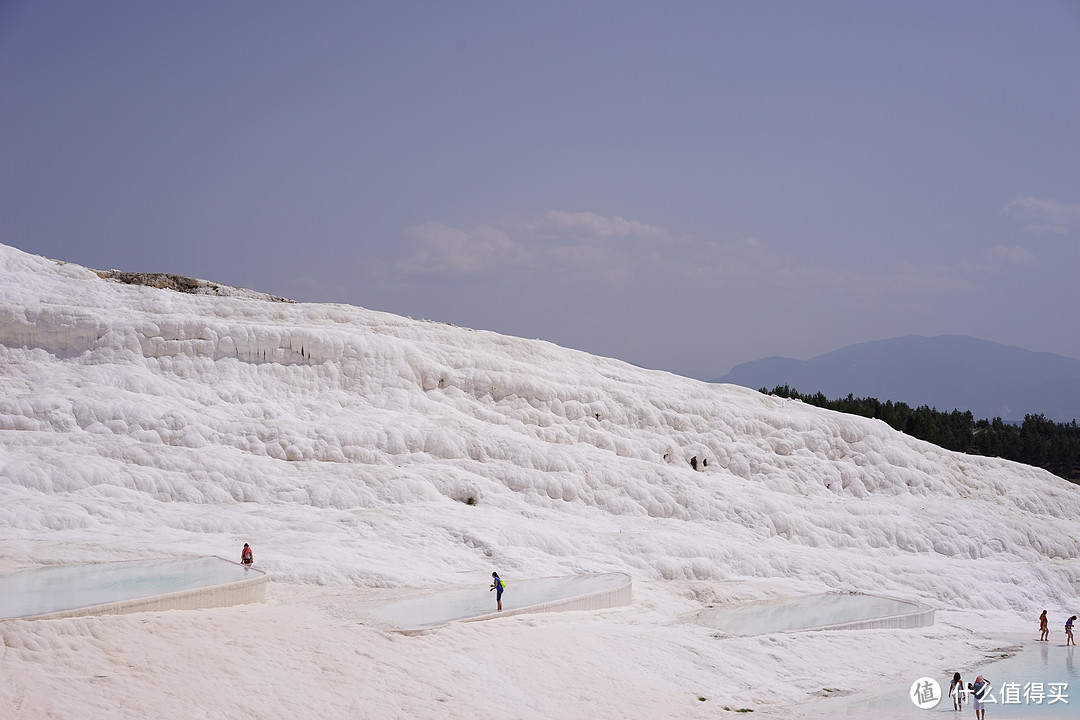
[1040,610,1050,641]
[490,571,505,611]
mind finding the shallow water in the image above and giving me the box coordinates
[0,557,256,619]
[361,573,628,629]
[802,634,1079,719]
[696,592,921,635]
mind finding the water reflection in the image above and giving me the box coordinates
[696,592,924,636]
[363,573,629,630]
[801,634,1079,719]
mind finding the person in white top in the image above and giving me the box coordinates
[948,672,966,711]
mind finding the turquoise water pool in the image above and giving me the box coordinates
[697,592,925,635]
[0,557,257,620]
[363,573,629,630]
[801,634,1078,719]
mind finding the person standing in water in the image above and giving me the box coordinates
[948,672,966,711]
[241,543,254,566]
[490,571,505,611]
[1040,610,1050,641]
[1067,615,1076,646]
[968,676,990,720]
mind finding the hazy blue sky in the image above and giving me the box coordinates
[2,1,1079,378]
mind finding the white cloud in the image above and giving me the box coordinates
[686,236,796,283]
[397,212,680,282]
[400,221,523,275]
[1003,196,1080,235]
[987,244,1039,268]
[395,213,1046,302]
[529,211,674,243]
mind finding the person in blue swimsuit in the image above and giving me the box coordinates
[490,571,504,611]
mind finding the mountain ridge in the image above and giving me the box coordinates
[713,335,1080,423]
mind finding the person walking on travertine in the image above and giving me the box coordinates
[241,543,254,566]
[490,571,505,611]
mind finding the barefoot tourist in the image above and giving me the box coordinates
[490,571,505,611]
[948,672,966,711]
[969,676,990,720]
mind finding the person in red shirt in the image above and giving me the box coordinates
[241,543,254,565]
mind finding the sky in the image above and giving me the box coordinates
[2,1,1079,379]
[3,241,1080,718]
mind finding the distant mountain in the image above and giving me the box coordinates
[713,335,1080,423]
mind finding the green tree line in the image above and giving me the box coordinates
[762,385,1080,483]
